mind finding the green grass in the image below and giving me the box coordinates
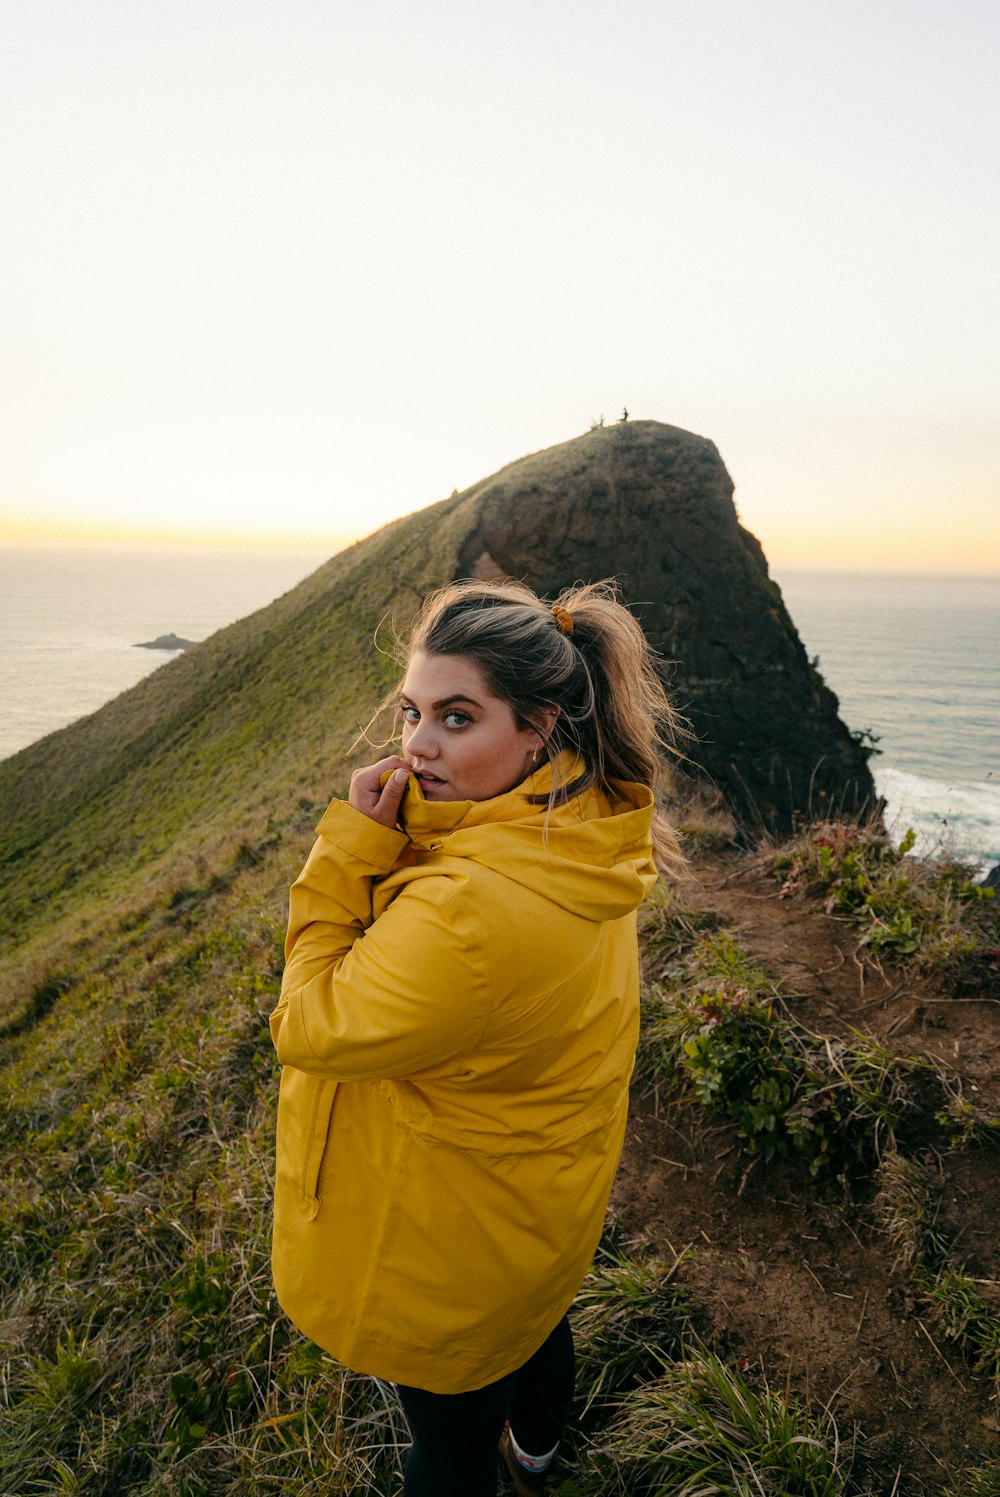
[572,1235,694,1417]
[872,1151,1000,1401]
[576,1347,857,1496]
[916,1265,1000,1395]
[942,1463,1000,1497]
[0,856,291,1493]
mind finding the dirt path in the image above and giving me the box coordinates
[613,852,1000,1493]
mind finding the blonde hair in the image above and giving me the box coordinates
[404,578,685,873]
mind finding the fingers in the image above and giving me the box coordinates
[349,755,411,825]
[378,767,410,809]
[350,754,407,795]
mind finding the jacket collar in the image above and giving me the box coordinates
[398,751,584,841]
[393,750,658,921]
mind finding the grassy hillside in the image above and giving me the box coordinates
[2,432,999,1495]
[1,419,875,985]
[2,796,998,1495]
[0,423,630,975]
[0,488,477,980]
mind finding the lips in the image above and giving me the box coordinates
[414,771,446,789]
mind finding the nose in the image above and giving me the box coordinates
[403,716,438,761]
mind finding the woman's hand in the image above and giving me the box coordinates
[349,755,411,828]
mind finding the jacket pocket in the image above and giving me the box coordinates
[276,1068,338,1221]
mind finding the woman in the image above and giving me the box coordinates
[270,578,682,1496]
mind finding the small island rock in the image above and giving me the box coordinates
[134,633,197,652]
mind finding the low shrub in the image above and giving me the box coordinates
[771,822,997,977]
[640,931,920,1176]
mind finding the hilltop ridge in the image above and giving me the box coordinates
[0,420,873,962]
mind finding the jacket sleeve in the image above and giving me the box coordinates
[270,802,492,1081]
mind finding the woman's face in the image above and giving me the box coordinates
[399,651,547,801]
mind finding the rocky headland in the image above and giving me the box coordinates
[450,420,876,835]
[1,422,994,1495]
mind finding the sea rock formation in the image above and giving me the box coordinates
[134,633,196,651]
[452,420,877,836]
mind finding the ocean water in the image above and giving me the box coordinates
[0,543,329,760]
[1,548,997,875]
[773,568,1000,875]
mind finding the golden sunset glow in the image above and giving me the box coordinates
[2,3,997,572]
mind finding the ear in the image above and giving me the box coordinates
[529,706,560,743]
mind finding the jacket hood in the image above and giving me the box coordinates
[391,752,657,923]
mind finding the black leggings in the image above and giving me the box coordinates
[396,1315,575,1497]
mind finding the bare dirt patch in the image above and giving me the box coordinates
[613,850,1000,1493]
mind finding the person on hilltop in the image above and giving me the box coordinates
[269,578,684,1496]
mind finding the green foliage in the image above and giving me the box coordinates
[772,821,997,974]
[935,1084,1000,1150]
[3,1329,129,1494]
[641,930,918,1175]
[942,1462,1000,1497]
[23,1330,103,1405]
[916,1265,1000,1394]
[873,1151,1000,1400]
[579,1348,854,1496]
[166,1251,248,1458]
[637,889,718,980]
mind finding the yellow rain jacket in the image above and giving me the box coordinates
[269,756,656,1394]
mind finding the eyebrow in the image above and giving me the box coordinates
[399,692,484,711]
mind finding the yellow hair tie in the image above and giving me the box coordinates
[550,604,575,636]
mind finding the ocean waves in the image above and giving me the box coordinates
[775,568,999,875]
[876,766,1000,878]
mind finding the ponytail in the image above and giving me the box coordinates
[405,578,686,874]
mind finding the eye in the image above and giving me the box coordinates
[401,705,420,725]
[444,710,471,728]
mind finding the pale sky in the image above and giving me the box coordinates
[2,0,998,568]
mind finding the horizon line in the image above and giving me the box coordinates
[1,521,358,552]
[2,521,998,575]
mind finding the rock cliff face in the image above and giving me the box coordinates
[452,420,876,837]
